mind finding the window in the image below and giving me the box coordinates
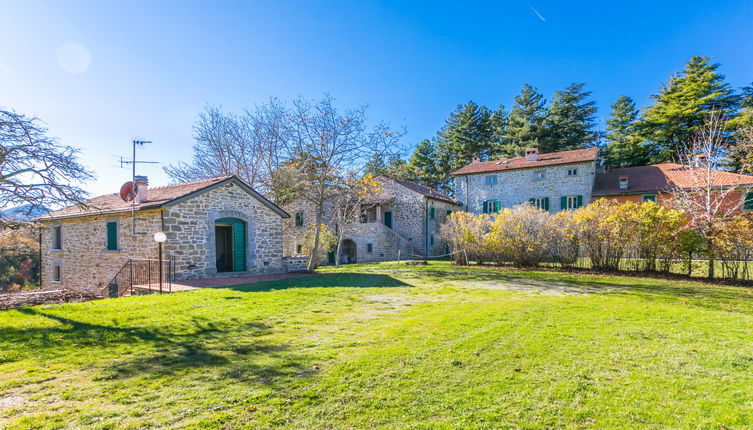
[294,211,304,227]
[430,235,434,245]
[529,197,550,211]
[430,207,435,219]
[567,168,578,176]
[106,221,118,251]
[446,210,452,216]
[561,195,583,210]
[367,243,373,253]
[642,195,657,203]
[485,175,498,185]
[296,244,303,254]
[482,200,501,213]
[744,192,753,210]
[534,170,545,180]
[52,226,62,250]
[52,263,62,283]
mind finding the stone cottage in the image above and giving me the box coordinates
[282,177,461,263]
[35,175,291,292]
[452,147,600,213]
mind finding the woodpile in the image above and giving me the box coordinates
[0,288,101,310]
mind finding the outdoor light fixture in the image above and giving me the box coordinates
[154,231,167,293]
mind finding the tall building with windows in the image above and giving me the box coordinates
[451,148,600,214]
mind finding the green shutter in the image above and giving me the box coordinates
[384,211,392,229]
[430,207,435,219]
[643,195,656,203]
[529,198,536,206]
[745,192,753,210]
[543,197,550,211]
[577,195,583,208]
[295,212,303,226]
[482,201,488,213]
[446,210,452,216]
[495,200,501,212]
[561,196,567,211]
[231,221,246,272]
[106,222,118,250]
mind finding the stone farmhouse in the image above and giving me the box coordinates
[452,147,599,213]
[282,176,461,264]
[35,175,292,292]
[593,163,753,210]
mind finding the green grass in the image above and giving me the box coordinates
[3,262,753,428]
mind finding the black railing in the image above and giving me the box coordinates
[105,257,175,298]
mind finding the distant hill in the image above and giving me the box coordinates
[0,205,49,221]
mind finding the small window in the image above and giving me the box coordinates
[744,192,753,210]
[563,195,583,210]
[367,243,373,253]
[485,175,498,185]
[482,200,501,213]
[642,195,656,203]
[534,170,545,180]
[567,168,578,176]
[106,221,118,250]
[296,244,303,254]
[52,226,62,250]
[52,264,62,283]
[529,197,550,211]
[430,235,434,245]
[295,211,304,227]
[430,207,435,219]
[446,210,452,216]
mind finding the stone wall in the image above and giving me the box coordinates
[39,210,164,292]
[282,256,308,272]
[454,161,596,214]
[163,182,285,278]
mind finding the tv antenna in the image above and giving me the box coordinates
[118,139,159,234]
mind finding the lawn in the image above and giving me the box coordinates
[2,262,753,429]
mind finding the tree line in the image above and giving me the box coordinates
[367,56,753,193]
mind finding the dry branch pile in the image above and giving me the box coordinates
[0,288,100,310]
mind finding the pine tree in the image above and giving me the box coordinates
[489,106,508,157]
[500,84,546,157]
[603,95,650,167]
[409,139,441,187]
[433,101,495,192]
[542,83,597,153]
[640,56,739,163]
[365,154,417,182]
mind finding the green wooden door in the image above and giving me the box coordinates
[216,218,246,272]
[384,211,392,229]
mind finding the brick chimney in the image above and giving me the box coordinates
[618,175,629,190]
[134,175,148,203]
[524,148,539,162]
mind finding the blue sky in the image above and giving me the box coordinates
[2,1,752,197]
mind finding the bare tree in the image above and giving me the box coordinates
[669,113,753,278]
[0,109,93,225]
[282,95,404,271]
[330,173,381,266]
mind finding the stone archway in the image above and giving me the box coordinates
[340,239,357,264]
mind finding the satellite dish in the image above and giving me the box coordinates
[120,181,135,202]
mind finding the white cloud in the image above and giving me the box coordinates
[56,41,91,74]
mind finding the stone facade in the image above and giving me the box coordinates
[282,177,461,264]
[38,179,288,292]
[454,160,597,214]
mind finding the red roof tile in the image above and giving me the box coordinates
[385,177,460,205]
[35,175,239,220]
[451,147,599,176]
[593,163,753,195]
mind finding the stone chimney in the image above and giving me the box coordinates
[134,176,148,203]
[524,148,539,162]
[618,175,629,190]
[695,153,709,167]
[471,156,481,163]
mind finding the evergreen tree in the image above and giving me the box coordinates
[500,84,547,157]
[489,106,509,157]
[364,154,417,181]
[433,101,495,192]
[640,56,739,163]
[603,95,650,167]
[408,139,441,188]
[542,83,597,153]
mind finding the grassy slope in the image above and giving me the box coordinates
[2,262,753,428]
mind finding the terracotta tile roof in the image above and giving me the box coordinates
[451,147,599,176]
[35,175,236,220]
[593,163,753,195]
[383,177,460,205]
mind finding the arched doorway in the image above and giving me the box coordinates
[340,239,357,264]
[215,218,247,272]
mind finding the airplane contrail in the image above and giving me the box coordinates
[528,4,547,22]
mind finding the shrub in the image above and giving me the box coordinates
[484,204,557,267]
[715,215,753,279]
